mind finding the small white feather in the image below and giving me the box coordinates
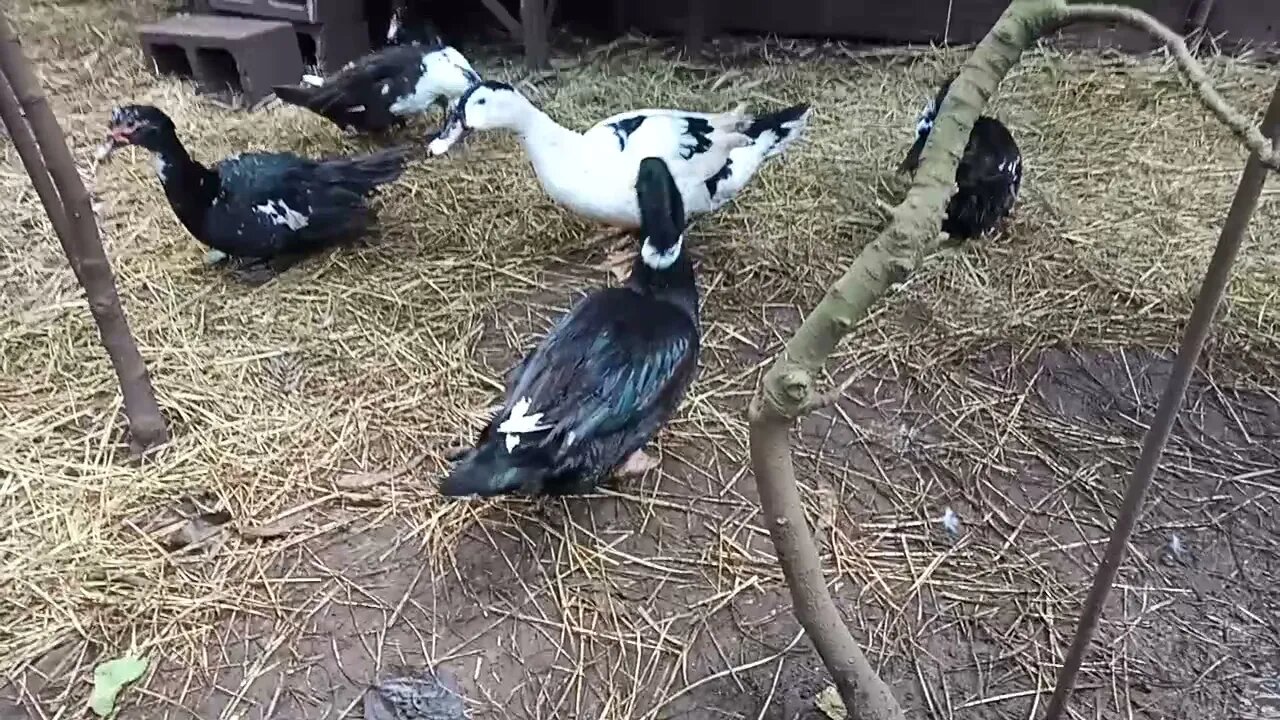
[940,507,961,537]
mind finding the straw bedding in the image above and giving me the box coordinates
[1,1,1277,718]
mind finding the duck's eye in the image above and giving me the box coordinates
[476,98,487,106]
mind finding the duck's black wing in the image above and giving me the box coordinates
[205,149,405,257]
[274,45,427,132]
[500,288,699,471]
[947,117,1022,238]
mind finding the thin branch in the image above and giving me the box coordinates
[1041,74,1280,720]
[1059,3,1280,169]
[0,10,168,450]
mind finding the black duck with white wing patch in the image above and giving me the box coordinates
[98,104,408,282]
[442,157,699,498]
[900,73,1022,240]
[273,43,479,134]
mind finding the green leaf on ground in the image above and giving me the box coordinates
[816,685,847,720]
[90,655,149,717]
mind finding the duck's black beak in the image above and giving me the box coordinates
[427,103,470,156]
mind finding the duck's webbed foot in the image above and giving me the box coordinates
[615,449,660,478]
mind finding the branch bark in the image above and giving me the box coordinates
[0,11,168,451]
[748,2,1065,718]
[746,1,1280,718]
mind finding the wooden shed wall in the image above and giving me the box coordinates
[608,0,1280,50]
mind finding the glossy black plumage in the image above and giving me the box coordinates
[442,157,699,498]
[900,74,1022,240]
[101,105,406,278]
[273,44,479,134]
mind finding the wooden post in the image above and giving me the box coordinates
[683,0,708,56]
[1040,74,1280,720]
[0,11,169,451]
[521,0,549,69]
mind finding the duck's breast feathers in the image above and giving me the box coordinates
[496,289,699,457]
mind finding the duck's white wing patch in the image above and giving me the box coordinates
[302,74,325,87]
[497,396,553,452]
[253,199,311,230]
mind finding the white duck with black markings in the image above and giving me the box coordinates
[427,80,812,262]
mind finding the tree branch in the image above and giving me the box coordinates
[1059,2,1280,170]
[746,0,1280,716]
[747,2,1066,718]
[0,10,169,451]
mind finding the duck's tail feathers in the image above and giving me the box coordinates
[317,146,410,195]
[746,103,812,159]
[273,83,323,110]
[440,443,547,498]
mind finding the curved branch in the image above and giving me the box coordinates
[1059,2,1280,169]
[747,2,1066,718]
[747,1,1280,717]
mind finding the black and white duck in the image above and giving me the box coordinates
[899,73,1022,240]
[427,81,811,255]
[97,104,408,282]
[273,43,479,135]
[441,156,700,498]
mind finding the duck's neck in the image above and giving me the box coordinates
[147,132,219,237]
[513,104,589,185]
[627,248,698,318]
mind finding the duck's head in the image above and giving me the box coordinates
[97,104,176,161]
[635,156,687,271]
[386,0,444,47]
[900,72,958,174]
[421,45,482,97]
[427,80,524,155]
